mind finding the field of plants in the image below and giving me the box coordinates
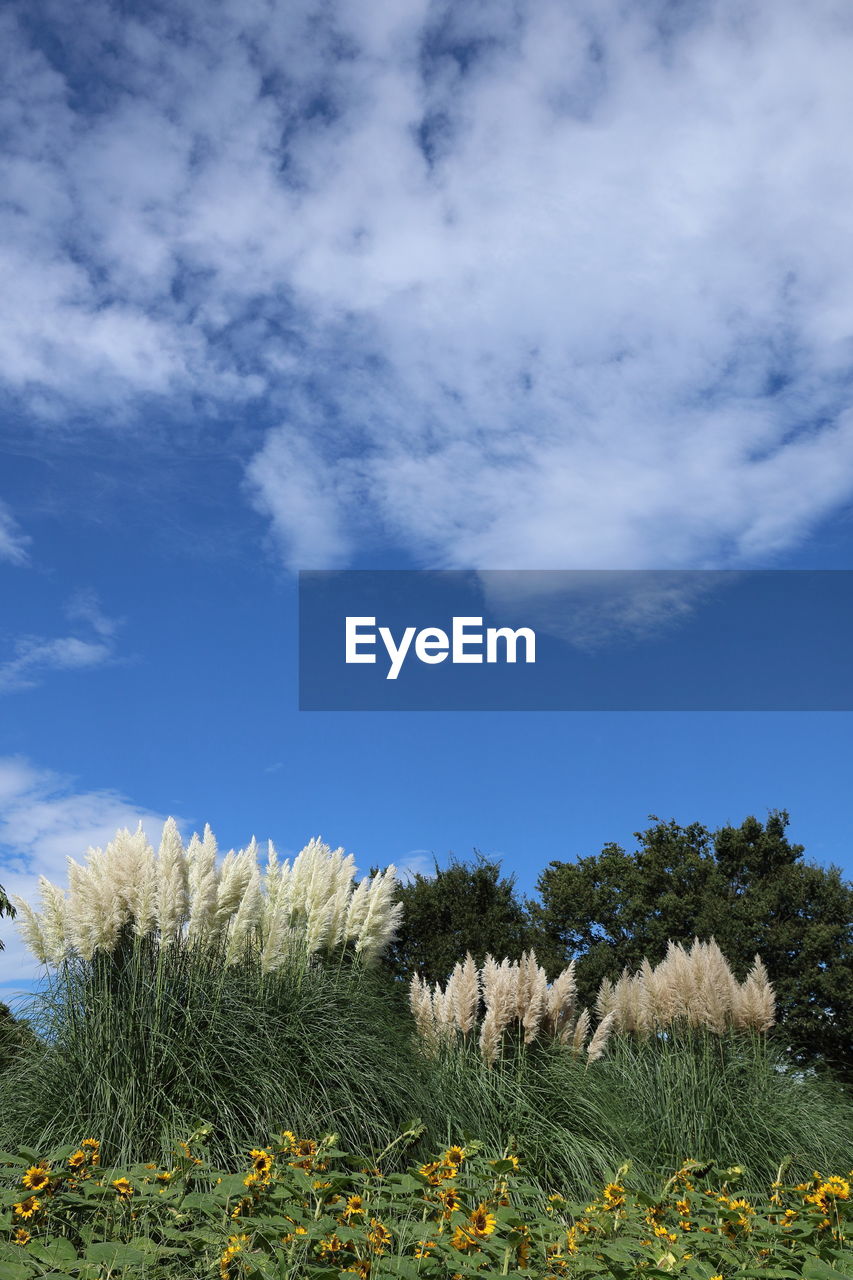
[0,823,850,1278]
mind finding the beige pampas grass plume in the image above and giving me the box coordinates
[452,953,480,1035]
[521,955,548,1044]
[586,1010,615,1063]
[546,961,577,1038]
[737,956,776,1031]
[567,1007,591,1055]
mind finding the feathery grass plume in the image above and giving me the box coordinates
[259,844,296,971]
[12,898,49,965]
[452,952,480,1035]
[67,850,123,960]
[478,957,520,1063]
[187,825,219,947]
[587,1010,615,1063]
[343,875,371,943]
[409,973,440,1051]
[111,825,158,940]
[225,856,263,965]
[568,1007,591,1055]
[693,938,737,1034]
[546,960,577,1038]
[737,955,776,1032]
[611,970,642,1034]
[156,818,189,945]
[354,866,403,966]
[480,953,500,1008]
[38,878,70,965]
[596,977,616,1021]
[432,980,457,1045]
[521,952,549,1044]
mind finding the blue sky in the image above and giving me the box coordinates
[2,0,853,984]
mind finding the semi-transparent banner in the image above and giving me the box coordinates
[298,570,853,711]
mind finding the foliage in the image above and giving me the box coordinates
[534,812,853,1079]
[1,1129,850,1279]
[0,937,434,1169]
[0,1004,38,1079]
[0,878,15,951]
[383,854,541,985]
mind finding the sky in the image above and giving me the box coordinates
[2,0,853,987]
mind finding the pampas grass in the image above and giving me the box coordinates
[14,821,403,971]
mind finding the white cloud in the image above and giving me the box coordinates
[0,593,121,694]
[0,757,170,981]
[0,502,30,566]
[3,0,853,568]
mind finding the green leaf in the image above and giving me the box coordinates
[84,1242,148,1266]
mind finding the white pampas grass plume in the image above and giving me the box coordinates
[354,866,402,966]
[13,898,49,965]
[226,858,263,965]
[587,1010,615,1063]
[39,878,70,964]
[410,973,440,1051]
[187,825,219,946]
[157,818,189,945]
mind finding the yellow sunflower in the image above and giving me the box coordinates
[22,1165,51,1192]
[467,1203,497,1237]
[67,1151,87,1171]
[602,1182,626,1210]
[13,1227,31,1246]
[13,1197,41,1220]
[112,1177,134,1198]
[367,1218,392,1253]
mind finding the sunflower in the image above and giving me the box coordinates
[602,1182,626,1210]
[413,1240,436,1258]
[112,1177,134,1198]
[219,1233,250,1280]
[22,1165,51,1193]
[443,1145,466,1167]
[342,1194,364,1220]
[249,1149,273,1175]
[438,1187,462,1215]
[820,1176,850,1201]
[367,1218,392,1253]
[81,1139,100,1166]
[67,1151,87,1171]
[467,1204,497,1237]
[13,1197,41,1220]
[13,1227,31,1246]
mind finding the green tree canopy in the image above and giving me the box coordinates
[535,812,852,1078]
[383,853,540,985]
[0,881,14,952]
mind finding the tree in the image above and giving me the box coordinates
[535,813,852,1079]
[383,853,543,985]
[0,880,14,951]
